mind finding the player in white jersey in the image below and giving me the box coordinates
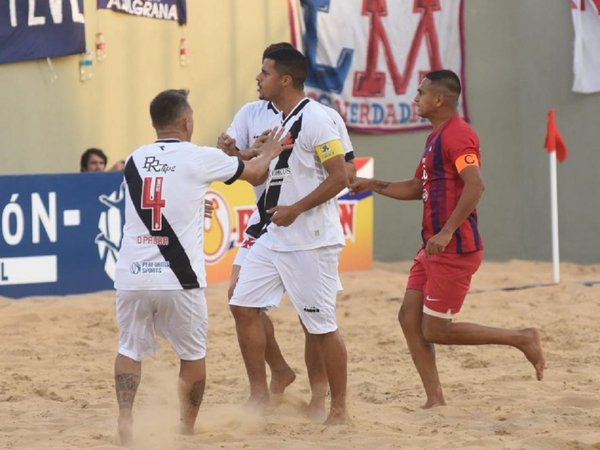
[229,46,349,424]
[113,89,285,445]
[220,96,355,419]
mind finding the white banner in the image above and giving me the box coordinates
[289,0,467,133]
[572,0,600,93]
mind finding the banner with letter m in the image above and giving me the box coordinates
[288,0,467,133]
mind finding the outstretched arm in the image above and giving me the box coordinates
[350,177,422,200]
[217,133,259,160]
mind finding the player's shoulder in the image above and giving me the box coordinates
[448,115,476,134]
[444,116,478,142]
[316,101,344,123]
[304,99,337,123]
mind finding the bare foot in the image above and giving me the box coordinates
[269,367,296,395]
[519,328,546,381]
[421,399,446,409]
[244,394,271,414]
[306,397,327,422]
[117,414,133,447]
[324,407,347,425]
[179,422,194,436]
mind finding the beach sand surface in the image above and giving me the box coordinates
[2,260,600,449]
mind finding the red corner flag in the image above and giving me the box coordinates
[545,109,569,162]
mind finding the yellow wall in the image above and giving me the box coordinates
[0,0,289,174]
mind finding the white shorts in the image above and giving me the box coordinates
[116,289,208,361]
[230,238,342,334]
[233,235,343,291]
[233,234,256,267]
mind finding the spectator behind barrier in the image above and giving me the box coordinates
[80,148,125,172]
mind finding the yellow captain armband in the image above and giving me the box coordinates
[315,139,345,163]
[454,153,480,173]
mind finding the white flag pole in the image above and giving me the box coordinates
[549,150,560,283]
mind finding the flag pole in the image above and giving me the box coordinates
[549,150,560,283]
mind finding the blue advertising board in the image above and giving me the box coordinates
[0,172,124,299]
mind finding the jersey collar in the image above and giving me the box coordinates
[155,139,182,143]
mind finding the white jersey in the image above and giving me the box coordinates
[115,139,243,290]
[572,0,600,93]
[228,99,354,246]
[260,98,347,251]
[226,100,282,199]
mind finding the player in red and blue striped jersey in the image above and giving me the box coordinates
[350,70,545,409]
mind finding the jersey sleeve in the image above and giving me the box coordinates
[329,108,355,161]
[305,107,345,164]
[414,161,423,180]
[196,147,244,184]
[442,127,481,168]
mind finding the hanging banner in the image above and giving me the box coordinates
[289,0,467,133]
[97,0,187,25]
[571,0,600,93]
[0,0,85,64]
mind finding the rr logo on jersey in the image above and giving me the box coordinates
[142,156,176,173]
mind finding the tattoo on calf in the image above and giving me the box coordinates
[115,373,140,410]
[189,381,205,407]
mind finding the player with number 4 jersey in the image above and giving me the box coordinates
[112,89,285,446]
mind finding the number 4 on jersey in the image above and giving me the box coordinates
[142,177,166,230]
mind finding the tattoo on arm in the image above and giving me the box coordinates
[373,181,390,193]
[115,373,140,410]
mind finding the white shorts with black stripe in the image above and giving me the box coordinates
[116,288,208,361]
[229,238,343,334]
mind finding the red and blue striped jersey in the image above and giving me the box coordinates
[414,115,484,254]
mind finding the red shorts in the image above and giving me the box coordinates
[406,249,483,318]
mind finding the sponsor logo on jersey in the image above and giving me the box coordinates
[130,262,141,274]
[129,261,170,274]
[142,156,176,173]
[272,168,291,178]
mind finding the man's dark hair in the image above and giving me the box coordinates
[425,70,462,96]
[80,147,107,172]
[262,42,295,60]
[150,89,191,128]
[264,46,307,89]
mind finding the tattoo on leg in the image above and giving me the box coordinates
[189,381,205,407]
[115,373,140,410]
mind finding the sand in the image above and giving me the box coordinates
[2,260,600,450]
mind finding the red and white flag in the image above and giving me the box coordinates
[571,0,600,93]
